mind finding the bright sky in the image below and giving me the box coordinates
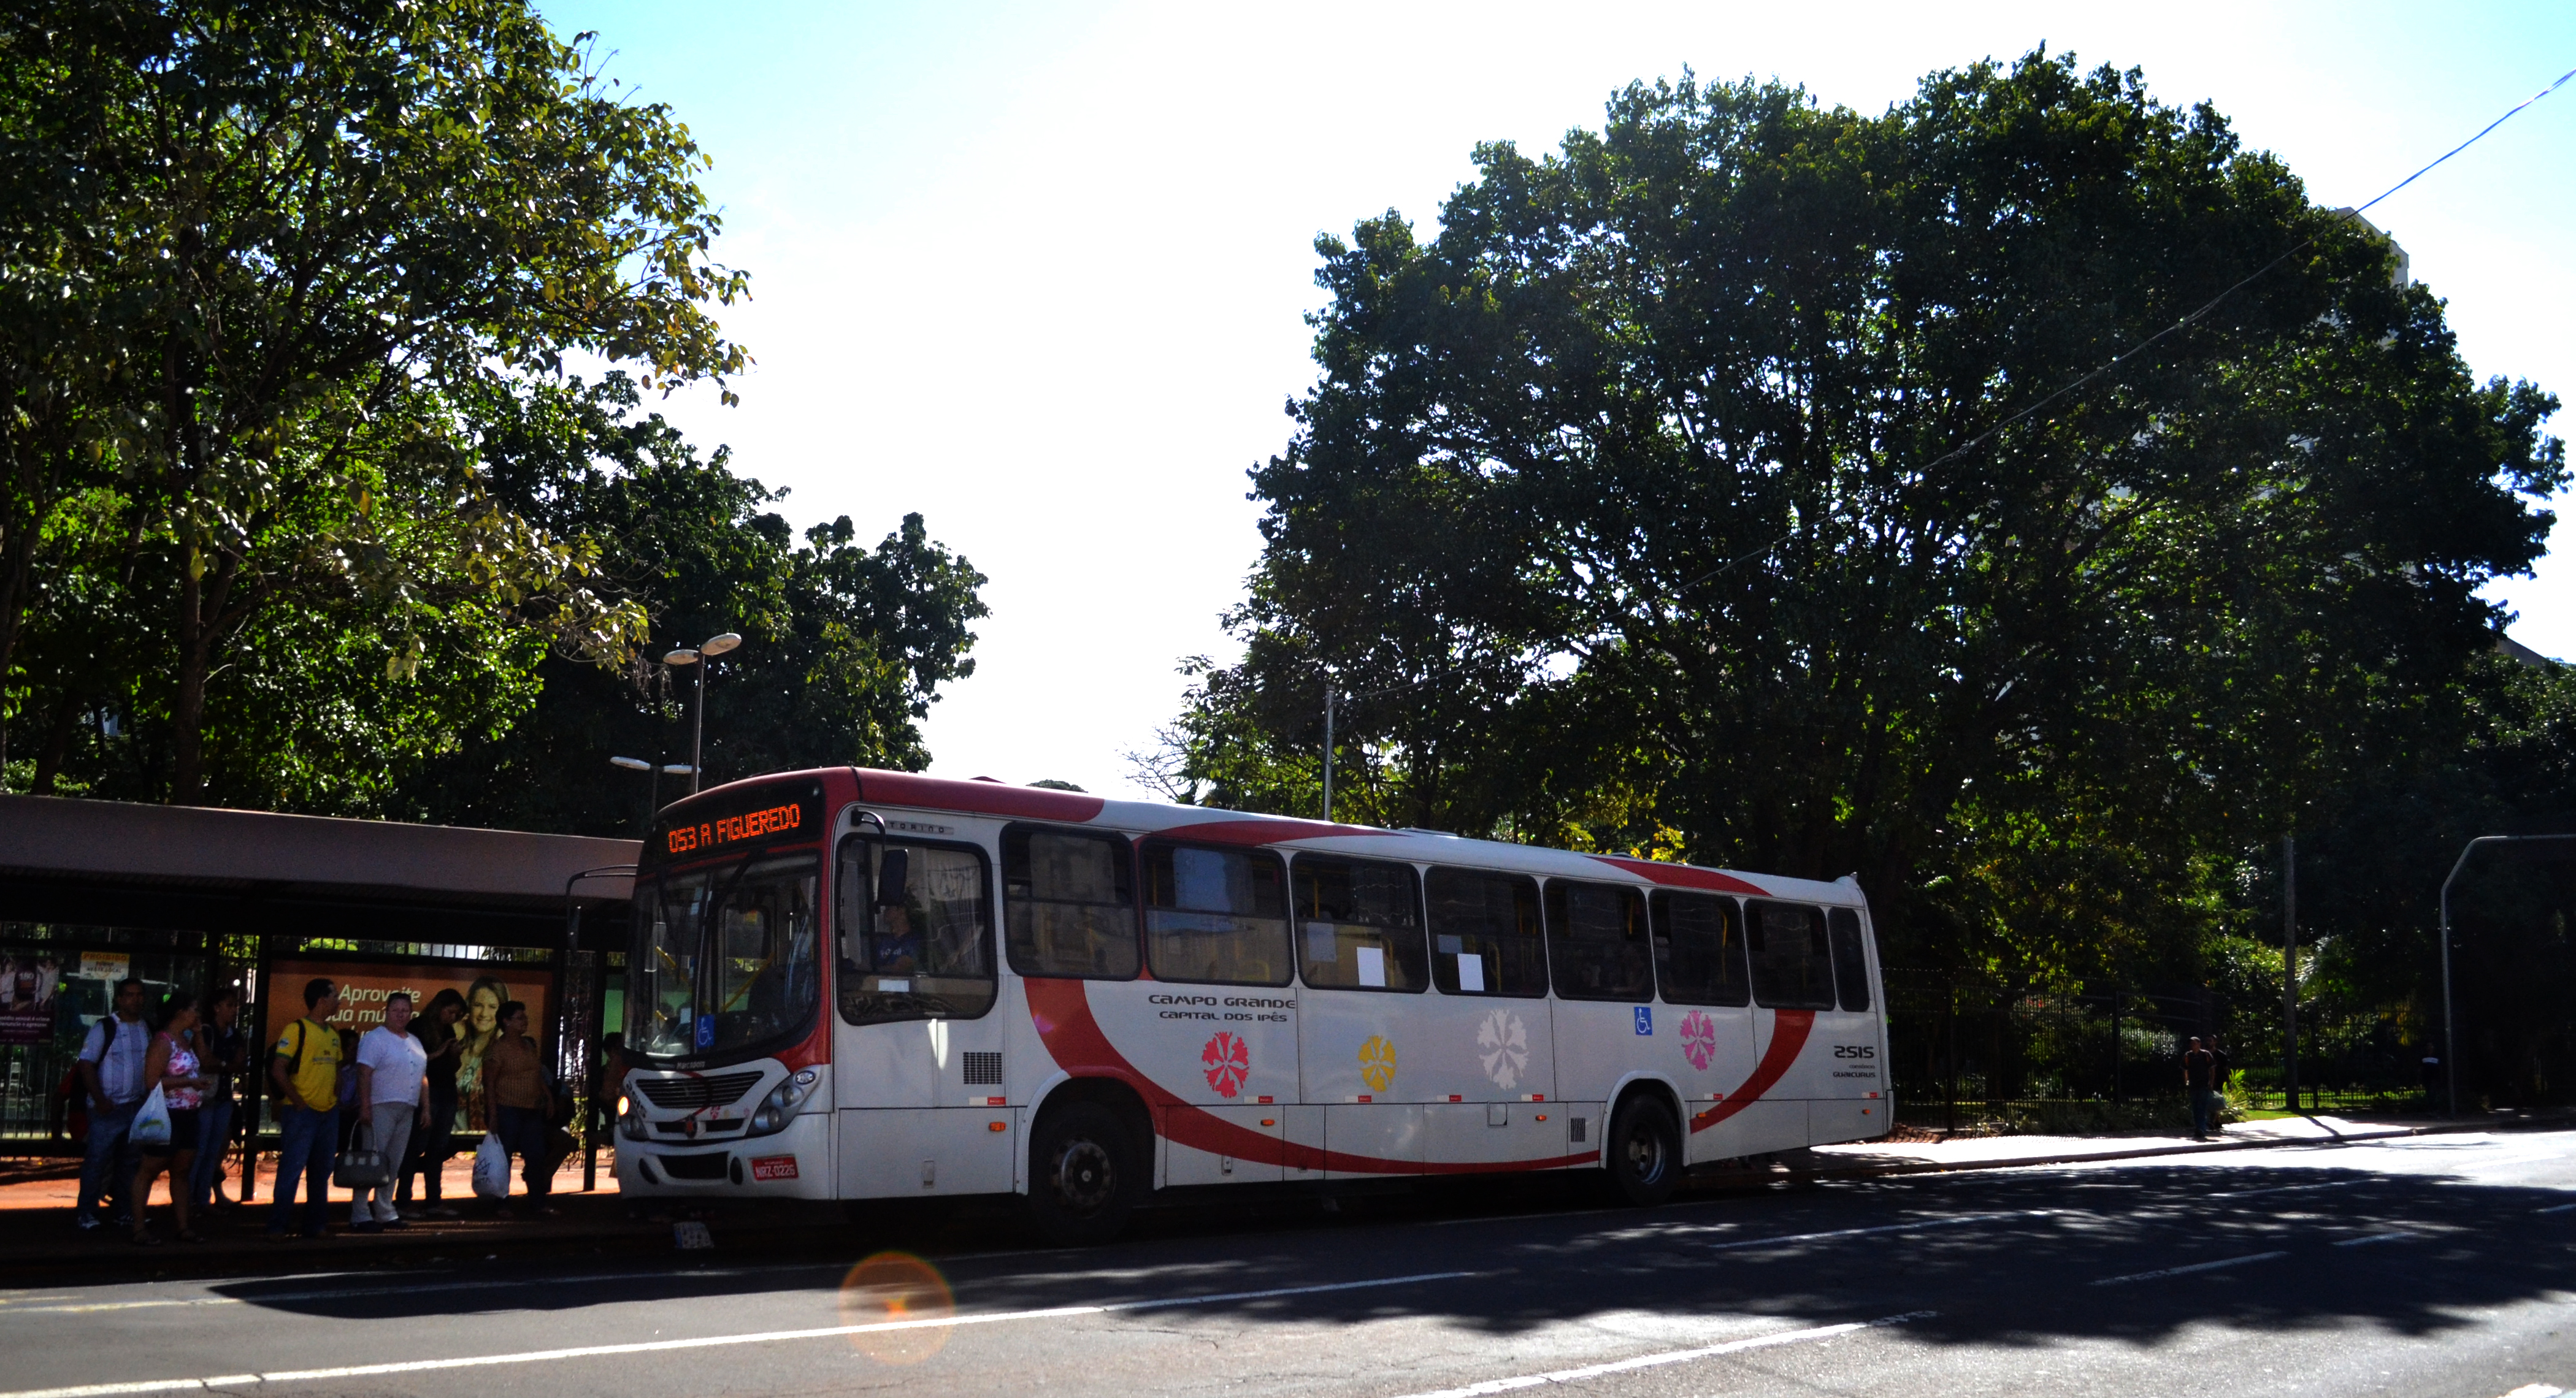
[539,1,2576,800]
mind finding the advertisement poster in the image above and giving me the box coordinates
[0,953,64,1045]
[264,959,554,1126]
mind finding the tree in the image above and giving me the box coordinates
[1164,50,2565,990]
[0,0,748,800]
[392,375,988,836]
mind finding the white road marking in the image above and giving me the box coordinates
[2497,1385,2564,1398]
[0,1266,789,1318]
[2331,1232,2417,1247]
[2090,1251,2288,1286]
[2534,1202,2576,1215]
[1701,1210,2043,1251]
[0,1270,1478,1398]
[1383,1311,1935,1398]
[2209,1182,2337,1199]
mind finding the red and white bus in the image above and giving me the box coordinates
[613,767,1889,1242]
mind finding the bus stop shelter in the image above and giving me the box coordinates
[0,794,637,1171]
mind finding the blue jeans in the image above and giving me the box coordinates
[76,1098,140,1223]
[186,1097,236,1212]
[2190,1087,2219,1137]
[267,1104,339,1235]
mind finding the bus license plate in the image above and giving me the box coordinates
[749,1155,798,1181]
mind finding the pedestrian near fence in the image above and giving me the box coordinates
[266,979,344,1239]
[131,993,209,1245]
[187,988,247,1213]
[481,1000,558,1217]
[74,977,151,1232]
[353,992,431,1231]
[2184,1035,2220,1141]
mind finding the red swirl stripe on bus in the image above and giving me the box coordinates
[1025,979,1600,1175]
[1688,1010,1814,1134]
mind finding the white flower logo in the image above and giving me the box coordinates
[1476,1009,1528,1090]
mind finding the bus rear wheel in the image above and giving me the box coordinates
[1027,1102,1140,1246]
[1606,1096,1681,1208]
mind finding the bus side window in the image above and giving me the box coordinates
[1650,891,1749,1006]
[1292,855,1428,991]
[1424,866,1547,998]
[1745,901,1834,1010]
[837,838,997,1026]
[1140,841,1292,987]
[1827,907,1872,1012]
[1543,879,1651,1002]
[1002,825,1140,980]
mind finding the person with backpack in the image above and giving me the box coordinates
[266,979,345,1239]
[74,978,152,1232]
[480,999,558,1217]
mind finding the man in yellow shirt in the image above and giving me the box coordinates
[266,979,343,1239]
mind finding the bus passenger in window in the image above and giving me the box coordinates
[873,903,922,976]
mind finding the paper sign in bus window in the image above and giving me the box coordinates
[1356,946,1387,988]
[1458,953,1485,993]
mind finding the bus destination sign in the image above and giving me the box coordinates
[661,789,820,858]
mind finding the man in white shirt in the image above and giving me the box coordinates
[353,992,432,1231]
[74,978,151,1231]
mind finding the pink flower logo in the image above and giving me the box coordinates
[1679,1010,1717,1071]
[1202,1031,1251,1098]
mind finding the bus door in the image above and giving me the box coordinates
[1408,866,1557,1172]
[1132,838,1297,1185]
[833,827,1013,1196]
[1290,854,1433,1179]
[1648,890,1757,1167]
[1808,906,1886,1142]
[1739,900,1837,1156]
[1543,878,1655,1161]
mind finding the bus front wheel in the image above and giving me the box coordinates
[1606,1096,1681,1208]
[1027,1102,1140,1245]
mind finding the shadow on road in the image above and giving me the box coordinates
[205,1137,2576,1354]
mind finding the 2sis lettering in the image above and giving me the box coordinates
[1832,1044,1877,1059]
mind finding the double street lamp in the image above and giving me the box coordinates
[662,633,741,796]
[609,755,696,823]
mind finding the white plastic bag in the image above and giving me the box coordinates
[472,1131,509,1199]
[130,1084,171,1147]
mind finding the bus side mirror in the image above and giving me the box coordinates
[875,849,910,909]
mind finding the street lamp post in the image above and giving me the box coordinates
[2436,832,2576,1120]
[662,633,742,796]
[610,755,697,827]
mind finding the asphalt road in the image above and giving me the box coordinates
[4,1128,2571,1398]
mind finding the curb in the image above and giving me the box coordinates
[1776,1109,2575,1185]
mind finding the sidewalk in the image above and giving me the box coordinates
[1787,1106,2573,1180]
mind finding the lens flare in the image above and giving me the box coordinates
[838,1250,956,1364]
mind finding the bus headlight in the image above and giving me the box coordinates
[617,1096,650,1141]
[747,1068,821,1137]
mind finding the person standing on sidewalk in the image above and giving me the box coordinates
[266,979,345,1239]
[481,1000,559,1218]
[352,992,431,1232]
[130,993,209,1246]
[74,978,151,1232]
[188,988,247,1213]
[2183,1036,2219,1141]
[399,988,466,1218]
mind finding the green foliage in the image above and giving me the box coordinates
[0,0,749,799]
[1160,50,2567,1037]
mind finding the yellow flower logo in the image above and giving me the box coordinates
[1357,1035,1398,1093]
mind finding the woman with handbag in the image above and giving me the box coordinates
[130,993,208,1245]
[480,1000,558,1218]
[349,991,429,1231]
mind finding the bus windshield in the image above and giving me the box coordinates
[629,851,822,1061]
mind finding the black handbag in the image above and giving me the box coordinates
[334,1121,395,1190]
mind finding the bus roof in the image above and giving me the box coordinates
[672,766,1865,907]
